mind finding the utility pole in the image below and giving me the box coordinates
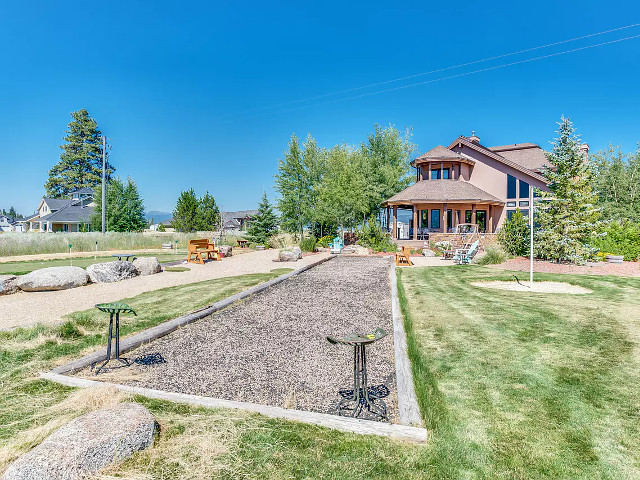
[101,135,106,235]
[529,186,534,288]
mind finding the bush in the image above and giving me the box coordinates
[268,233,297,249]
[317,235,334,248]
[591,221,640,261]
[475,246,507,265]
[498,209,529,256]
[356,217,397,252]
[299,236,317,252]
[433,240,451,251]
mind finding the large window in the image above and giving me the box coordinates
[442,168,451,179]
[446,209,452,231]
[430,209,440,229]
[507,174,517,198]
[431,168,441,180]
[465,210,472,223]
[519,179,530,198]
[476,210,487,232]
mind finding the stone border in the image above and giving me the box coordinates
[390,263,423,427]
[52,255,333,375]
[40,372,427,443]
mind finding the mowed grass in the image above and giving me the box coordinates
[0,253,186,276]
[0,266,433,479]
[397,266,640,479]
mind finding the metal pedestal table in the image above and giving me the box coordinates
[327,328,389,420]
[93,303,137,375]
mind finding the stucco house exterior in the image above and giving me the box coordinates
[382,132,589,240]
[27,188,95,232]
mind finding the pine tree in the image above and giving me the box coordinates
[118,178,146,232]
[536,117,600,263]
[172,188,200,232]
[45,109,115,198]
[197,192,221,231]
[90,178,124,232]
[248,193,278,245]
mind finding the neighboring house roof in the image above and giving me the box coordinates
[448,136,548,183]
[384,180,503,205]
[41,197,72,212]
[488,143,548,172]
[39,204,94,222]
[222,210,258,220]
[71,187,94,194]
[160,218,174,226]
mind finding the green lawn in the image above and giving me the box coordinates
[0,253,186,276]
[3,266,639,479]
[397,266,640,479]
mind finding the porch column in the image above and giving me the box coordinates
[428,163,432,180]
[472,205,477,225]
[412,205,417,240]
[419,166,423,181]
[443,203,448,233]
[386,206,390,233]
[392,206,397,240]
[488,205,494,233]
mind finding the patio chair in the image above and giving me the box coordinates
[329,236,344,254]
[453,240,479,265]
[395,246,413,266]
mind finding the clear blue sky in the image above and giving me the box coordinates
[1,1,639,216]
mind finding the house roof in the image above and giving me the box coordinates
[41,198,73,211]
[488,143,548,172]
[70,187,94,194]
[39,204,94,222]
[222,210,258,222]
[384,180,503,205]
[412,145,469,164]
[448,136,548,182]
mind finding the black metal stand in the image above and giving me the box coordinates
[337,343,388,420]
[92,303,136,375]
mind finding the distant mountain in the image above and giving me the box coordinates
[145,211,172,223]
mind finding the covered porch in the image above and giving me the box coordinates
[382,201,503,240]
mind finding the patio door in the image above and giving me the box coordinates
[476,210,487,232]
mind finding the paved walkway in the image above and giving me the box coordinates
[0,250,330,331]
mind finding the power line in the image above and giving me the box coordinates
[236,32,640,121]
[219,22,640,119]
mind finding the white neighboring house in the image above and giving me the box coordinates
[0,214,15,232]
[27,188,95,233]
[222,210,258,232]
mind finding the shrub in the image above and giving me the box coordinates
[356,217,397,252]
[498,209,529,256]
[434,240,452,251]
[475,246,507,265]
[591,221,640,261]
[268,233,297,249]
[317,235,334,248]
[299,236,317,252]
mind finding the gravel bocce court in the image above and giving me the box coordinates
[84,256,398,421]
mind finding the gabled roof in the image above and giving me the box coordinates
[222,210,258,222]
[413,145,468,161]
[384,180,503,205]
[40,197,73,212]
[38,204,94,222]
[70,187,94,194]
[488,143,548,172]
[448,136,547,183]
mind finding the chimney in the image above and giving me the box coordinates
[579,143,589,161]
[468,131,480,144]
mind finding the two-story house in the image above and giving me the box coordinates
[382,132,589,240]
[27,188,95,232]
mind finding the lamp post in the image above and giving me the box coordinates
[69,243,73,266]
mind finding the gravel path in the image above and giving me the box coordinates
[0,250,329,331]
[97,256,397,421]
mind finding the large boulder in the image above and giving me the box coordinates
[133,257,161,276]
[1,402,156,480]
[341,245,369,256]
[218,245,233,257]
[422,249,436,257]
[16,267,88,292]
[279,250,298,262]
[0,275,18,295]
[87,261,138,283]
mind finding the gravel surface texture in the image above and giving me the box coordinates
[0,250,329,331]
[96,256,397,421]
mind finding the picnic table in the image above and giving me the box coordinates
[112,253,137,262]
[237,239,248,248]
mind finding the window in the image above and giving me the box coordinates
[519,179,530,198]
[520,209,529,218]
[507,175,517,198]
[442,168,451,179]
[431,168,441,180]
[507,201,516,207]
[63,224,69,232]
[465,210,472,223]
[476,210,487,232]
[519,201,529,207]
[506,210,516,221]
[430,209,440,229]
[446,209,452,230]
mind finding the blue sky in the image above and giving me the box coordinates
[1,1,639,216]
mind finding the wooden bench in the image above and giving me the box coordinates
[395,246,413,266]
[187,239,220,264]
